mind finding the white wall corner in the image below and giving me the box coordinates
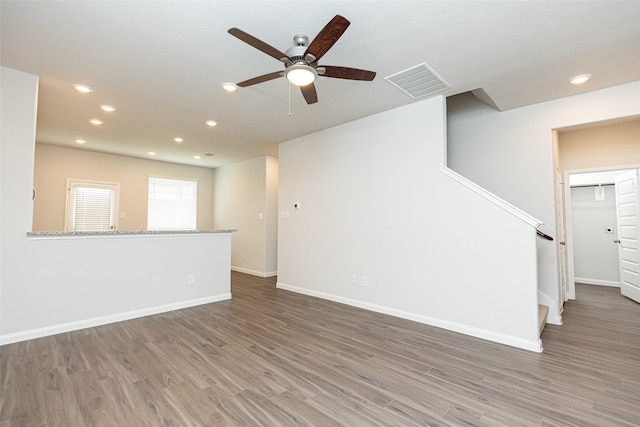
[232,266,277,278]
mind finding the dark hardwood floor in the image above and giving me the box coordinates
[1,273,639,426]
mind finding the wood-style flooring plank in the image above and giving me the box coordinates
[1,275,639,426]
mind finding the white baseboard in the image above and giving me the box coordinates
[575,277,620,287]
[231,266,277,278]
[0,293,232,346]
[276,282,542,353]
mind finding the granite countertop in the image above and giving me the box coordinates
[28,229,236,237]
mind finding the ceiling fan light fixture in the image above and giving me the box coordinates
[285,64,317,86]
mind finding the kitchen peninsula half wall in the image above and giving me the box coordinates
[2,230,234,345]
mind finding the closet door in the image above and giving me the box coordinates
[615,170,640,303]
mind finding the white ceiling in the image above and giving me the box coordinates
[2,1,639,168]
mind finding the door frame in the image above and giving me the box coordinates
[563,164,640,300]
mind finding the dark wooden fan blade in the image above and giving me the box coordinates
[237,71,283,87]
[300,83,318,104]
[321,66,376,81]
[228,28,290,62]
[305,15,350,62]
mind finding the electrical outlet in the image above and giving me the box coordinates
[350,274,357,285]
[188,274,196,285]
[362,276,368,287]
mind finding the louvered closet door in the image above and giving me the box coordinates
[615,170,640,303]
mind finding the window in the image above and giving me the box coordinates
[65,179,119,231]
[147,176,197,230]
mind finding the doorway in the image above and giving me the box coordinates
[555,117,640,302]
[564,168,639,300]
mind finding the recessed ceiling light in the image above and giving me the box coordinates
[100,105,116,112]
[89,119,103,125]
[570,74,592,85]
[193,155,201,160]
[222,82,238,92]
[148,151,156,156]
[174,137,184,143]
[73,84,93,93]
[205,120,218,127]
[75,139,86,144]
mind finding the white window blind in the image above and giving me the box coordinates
[66,180,118,231]
[147,176,197,230]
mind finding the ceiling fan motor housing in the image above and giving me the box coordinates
[285,43,315,65]
[284,39,320,84]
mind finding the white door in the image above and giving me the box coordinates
[65,179,119,231]
[615,170,640,303]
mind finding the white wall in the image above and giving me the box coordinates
[1,66,232,344]
[559,119,640,171]
[447,82,640,322]
[213,156,278,277]
[277,96,542,351]
[570,185,620,286]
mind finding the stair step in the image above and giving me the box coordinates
[538,304,549,335]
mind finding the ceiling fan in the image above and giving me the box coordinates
[228,15,376,104]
